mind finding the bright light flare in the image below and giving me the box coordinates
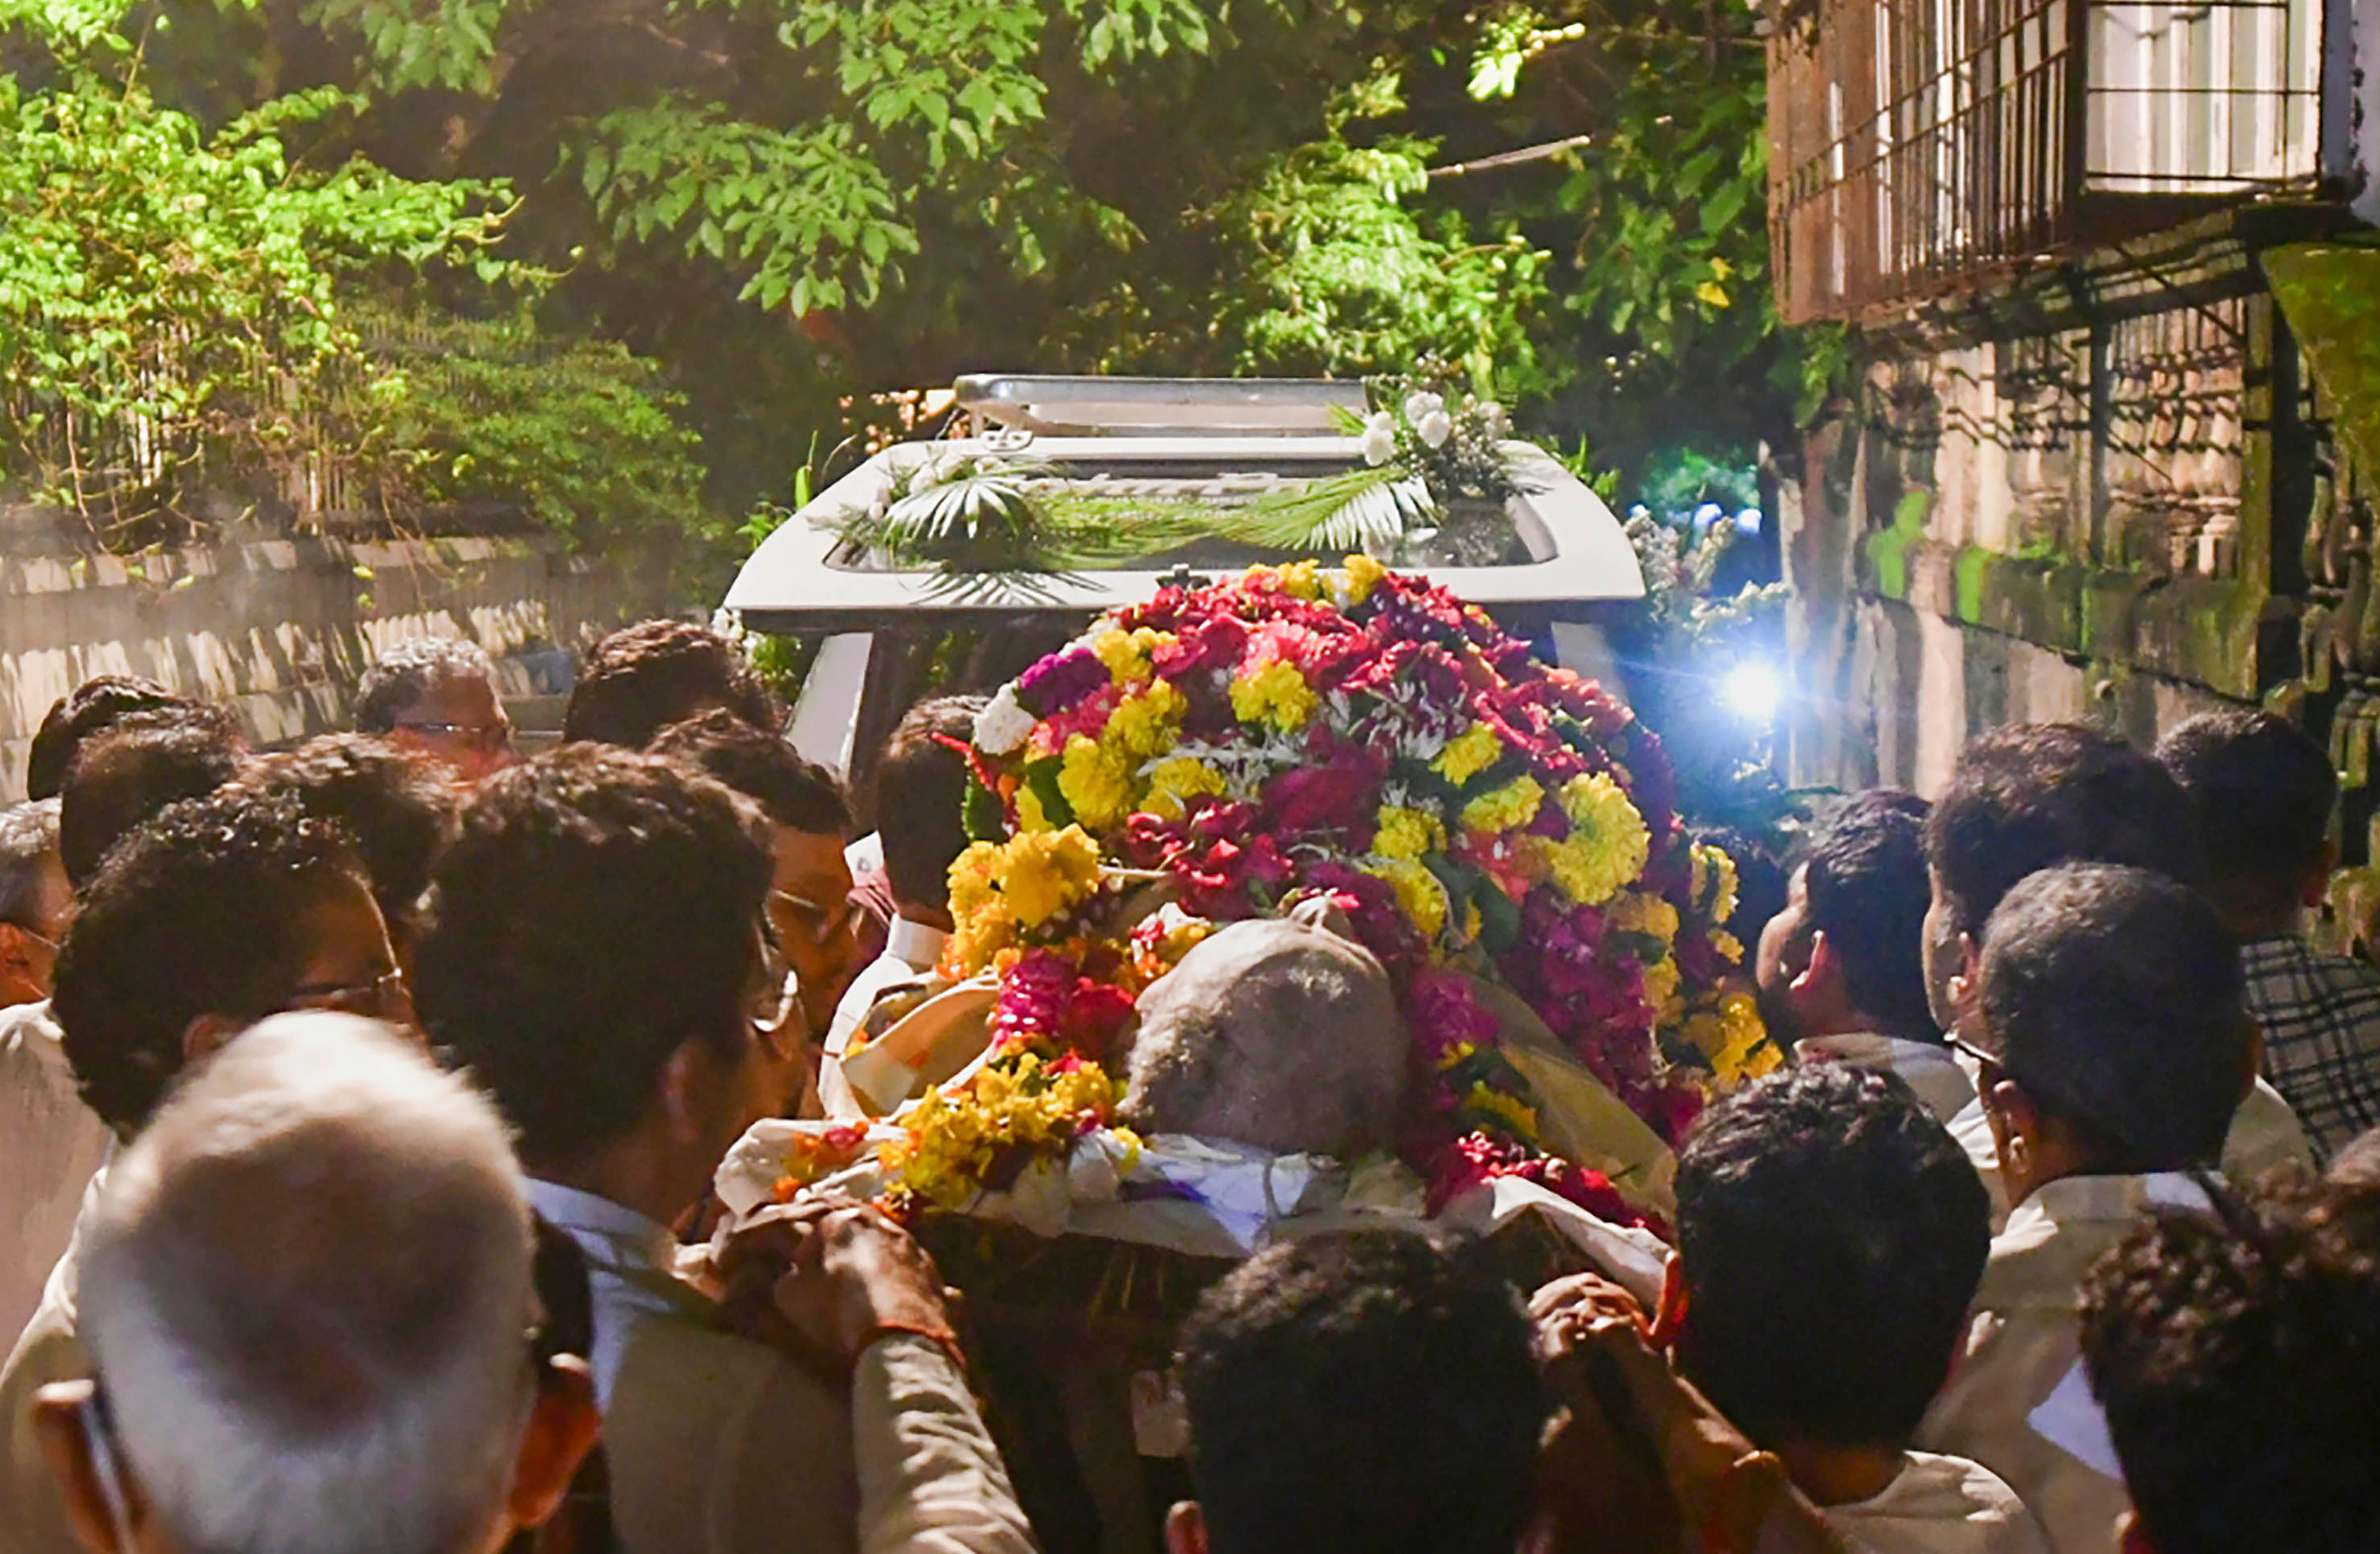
[1720,662,1783,723]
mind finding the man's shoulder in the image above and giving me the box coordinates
[1827,1450,2050,1554]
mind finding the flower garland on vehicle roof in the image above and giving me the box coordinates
[856,558,1774,1225]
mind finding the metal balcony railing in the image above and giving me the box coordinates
[1769,0,2323,322]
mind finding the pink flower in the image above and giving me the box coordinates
[1260,744,1383,836]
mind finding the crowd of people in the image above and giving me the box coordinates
[0,618,2375,1554]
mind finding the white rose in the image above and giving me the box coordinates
[973,685,1035,754]
[1476,400,1510,439]
[1360,411,1398,466]
[1402,390,1444,425]
[1416,408,1454,449]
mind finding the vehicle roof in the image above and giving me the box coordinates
[722,433,1647,633]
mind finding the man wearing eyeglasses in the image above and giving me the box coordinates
[0,787,410,1554]
[1916,864,2259,1554]
[356,636,519,785]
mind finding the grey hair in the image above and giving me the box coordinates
[0,799,60,928]
[355,638,497,735]
[80,1012,537,1554]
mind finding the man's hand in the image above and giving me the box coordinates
[716,1196,955,1373]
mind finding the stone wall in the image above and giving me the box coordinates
[0,510,685,799]
[1781,224,2299,800]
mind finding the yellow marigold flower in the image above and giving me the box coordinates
[1229,657,1317,731]
[1461,774,1545,836]
[942,899,1016,978]
[1607,891,1681,945]
[1433,723,1504,786]
[992,823,1104,928]
[1092,626,1175,687]
[948,841,1001,917]
[1367,857,1449,940]
[1548,773,1650,906]
[1373,804,1444,863]
[1709,990,1779,1087]
[1341,553,1387,605]
[1105,679,1187,760]
[1641,955,1680,1014]
[1249,560,1323,600]
[1464,1083,1541,1142]
[1142,756,1228,822]
[1058,734,1134,830]
[1692,841,1742,925]
[1711,929,1744,964]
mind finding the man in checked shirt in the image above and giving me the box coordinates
[2159,708,2380,1160]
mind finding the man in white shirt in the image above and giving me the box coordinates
[0,800,88,1351]
[1661,1062,2048,1554]
[0,784,407,1554]
[1917,724,2313,1225]
[2077,1174,2380,1554]
[30,1012,600,1554]
[823,698,983,1118]
[1918,864,2261,1554]
[415,745,1033,1554]
[1757,792,1972,1123]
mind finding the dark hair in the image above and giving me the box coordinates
[1797,796,1938,1039]
[0,799,60,930]
[1924,723,2201,938]
[25,676,184,801]
[2156,708,2335,899]
[1977,863,2250,1167]
[2080,1178,2380,1554]
[1672,1064,1988,1449]
[873,697,985,911]
[233,736,460,938]
[413,746,774,1166]
[648,709,852,836]
[561,620,778,749]
[54,788,364,1137]
[354,637,498,735]
[1175,1230,1545,1554]
[59,707,249,889]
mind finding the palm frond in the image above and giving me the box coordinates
[879,473,1041,552]
[1231,467,1435,555]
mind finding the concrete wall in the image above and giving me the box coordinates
[0,510,684,799]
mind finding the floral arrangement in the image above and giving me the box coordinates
[823,559,1777,1227]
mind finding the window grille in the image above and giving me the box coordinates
[1769,0,2323,321]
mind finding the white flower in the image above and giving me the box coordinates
[1402,390,1444,425]
[1475,400,1510,439]
[710,606,744,643]
[1416,408,1454,449]
[973,684,1035,755]
[1360,411,1398,466]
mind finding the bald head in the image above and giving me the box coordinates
[78,1013,538,1554]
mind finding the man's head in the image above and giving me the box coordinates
[25,677,183,802]
[1968,863,2253,1200]
[872,696,986,927]
[54,788,399,1140]
[1667,1064,1988,1455]
[0,800,68,1008]
[2079,1177,2380,1554]
[1171,1229,1544,1554]
[413,747,778,1209]
[232,736,460,963]
[2155,708,2336,938]
[356,638,516,785]
[1755,794,1937,1048]
[649,709,858,1040]
[36,1013,597,1554]
[58,707,249,891]
[1921,723,2200,1031]
[560,620,778,750]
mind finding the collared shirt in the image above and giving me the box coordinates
[1823,1449,2051,1554]
[0,1000,114,1349]
[1798,1033,1976,1125]
[821,918,951,1119]
[1917,1172,2214,1554]
[1949,1078,2309,1233]
[2239,931,2380,1159]
[0,1163,105,1554]
[526,1178,1032,1554]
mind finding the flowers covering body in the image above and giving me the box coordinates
[830,561,1774,1222]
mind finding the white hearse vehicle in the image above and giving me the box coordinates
[719,375,1648,792]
